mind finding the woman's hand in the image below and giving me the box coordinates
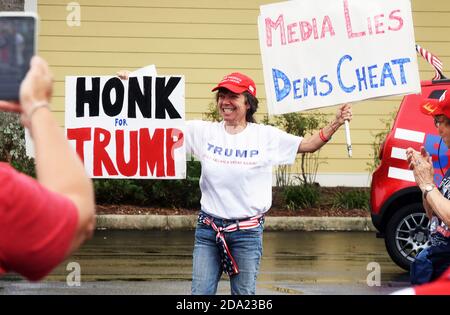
[19,56,53,128]
[335,103,352,125]
[117,70,131,80]
[406,147,418,169]
[406,146,435,188]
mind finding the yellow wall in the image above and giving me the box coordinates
[36,0,450,175]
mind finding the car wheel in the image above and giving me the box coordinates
[385,203,431,271]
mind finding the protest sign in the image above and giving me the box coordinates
[130,64,157,77]
[25,65,158,159]
[258,0,420,115]
[65,75,186,179]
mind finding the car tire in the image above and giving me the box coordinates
[384,203,431,271]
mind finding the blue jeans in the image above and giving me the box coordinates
[191,214,263,295]
[410,244,450,285]
[410,247,433,285]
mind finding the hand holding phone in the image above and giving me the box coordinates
[0,12,37,101]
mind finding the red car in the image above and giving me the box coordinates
[371,69,450,270]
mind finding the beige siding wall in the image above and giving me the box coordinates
[36,0,450,175]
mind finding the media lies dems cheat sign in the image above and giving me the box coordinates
[65,75,186,179]
[258,0,420,115]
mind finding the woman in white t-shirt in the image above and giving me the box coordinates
[117,70,352,295]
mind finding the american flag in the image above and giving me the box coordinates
[416,44,445,80]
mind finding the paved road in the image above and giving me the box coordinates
[0,230,410,295]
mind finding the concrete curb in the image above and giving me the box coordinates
[96,215,376,232]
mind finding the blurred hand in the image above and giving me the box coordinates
[335,103,352,125]
[406,146,434,187]
[19,56,53,128]
[117,70,131,80]
[406,147,418,168]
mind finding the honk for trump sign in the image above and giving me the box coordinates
[258,0,420,115]
[65,75,186,179]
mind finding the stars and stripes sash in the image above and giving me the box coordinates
[198,212,264,276]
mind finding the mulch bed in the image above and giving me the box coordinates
[95,186,370,217]
[96,204,369,217]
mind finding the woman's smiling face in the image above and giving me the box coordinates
[217,89,249,124]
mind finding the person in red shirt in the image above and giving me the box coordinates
[0,56,95,281]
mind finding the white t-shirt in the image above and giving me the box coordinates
[186,120,302,219]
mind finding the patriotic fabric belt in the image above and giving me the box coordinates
[437,226,450,238]
[198,212,264,276]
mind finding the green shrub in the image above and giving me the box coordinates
[282,184,320,210]
[0,112,35,177]
[332,188,370,210]
[149,159,201,208]
[274,112,328,186]
[186,159,201,179]
[148,178,200,208]
[93,160,202,208]
[204,102,221,122]
[94,179,147,205]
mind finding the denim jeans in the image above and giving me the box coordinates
[191,214,263,295]
[410,247,433,285]
[410,243,450,284]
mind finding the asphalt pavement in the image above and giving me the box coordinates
[0,230,410,295]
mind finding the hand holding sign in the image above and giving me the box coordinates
[258,0,420,157]
[65,73,186,179]
[335,103,352,125]
[117,70,131,80]
[117,64,157,80]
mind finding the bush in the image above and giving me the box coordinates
[282,183,320,210]
[148,178,200,208]
[0,112,35,177]
[147,159,201,208]
[93,159,202,208]
[332,188,370,210]
[274,112,328,186]
[204,102,221,122]
[94,179,147,205]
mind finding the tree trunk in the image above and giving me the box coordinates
[0,0,24,11]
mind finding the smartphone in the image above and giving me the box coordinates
[0,12,37,101]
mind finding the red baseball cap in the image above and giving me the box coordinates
[421,89,450,119]
[211,72,257,97]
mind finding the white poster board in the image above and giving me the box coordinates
[130,64,157,77]
[258,0,420,115]
[65,75,186,179]
[25,65,158,158]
